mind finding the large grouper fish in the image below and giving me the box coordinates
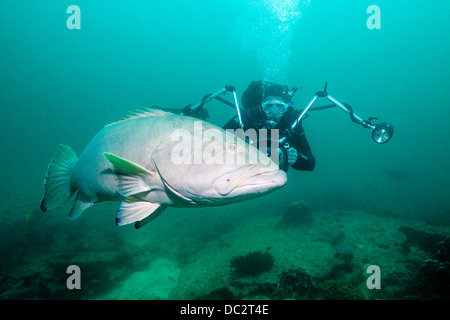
[40,109,287,228]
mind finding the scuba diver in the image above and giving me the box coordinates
[223,80,315,171]
[178,80,392,171]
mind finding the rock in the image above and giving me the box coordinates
[280,201,313,227]
[230,250,274,276]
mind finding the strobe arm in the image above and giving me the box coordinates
[326,95,373,129]
[286,82,394,144]
[187,85,245,129]
[184,87,228,118]
[325,94,394,143]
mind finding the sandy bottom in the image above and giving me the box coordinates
[1,199,449,300]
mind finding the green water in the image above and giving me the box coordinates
[0,0,449,300]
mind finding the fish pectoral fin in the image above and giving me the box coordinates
[153,159,195,205]
[161,179,196,204]
[103,152,155,197]
[116,199,164,226]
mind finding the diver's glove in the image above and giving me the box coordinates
[287,147,298,166]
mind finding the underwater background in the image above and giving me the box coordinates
[0,0,449,300]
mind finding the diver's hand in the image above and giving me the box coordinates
[287,147,298,166]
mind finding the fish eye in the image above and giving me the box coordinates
[227,143,237,152]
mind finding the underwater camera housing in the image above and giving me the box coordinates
[170,82,394,171]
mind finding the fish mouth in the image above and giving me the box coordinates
[212,164,287,196]
[237,169,287,190]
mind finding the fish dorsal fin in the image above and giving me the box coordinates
[103,152,155,197]
[106,108,171,126]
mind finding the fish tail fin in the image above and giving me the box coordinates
[40,144,78,212]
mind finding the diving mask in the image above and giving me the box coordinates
[261,98,289,116]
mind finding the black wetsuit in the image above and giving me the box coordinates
[223,107,315,171]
